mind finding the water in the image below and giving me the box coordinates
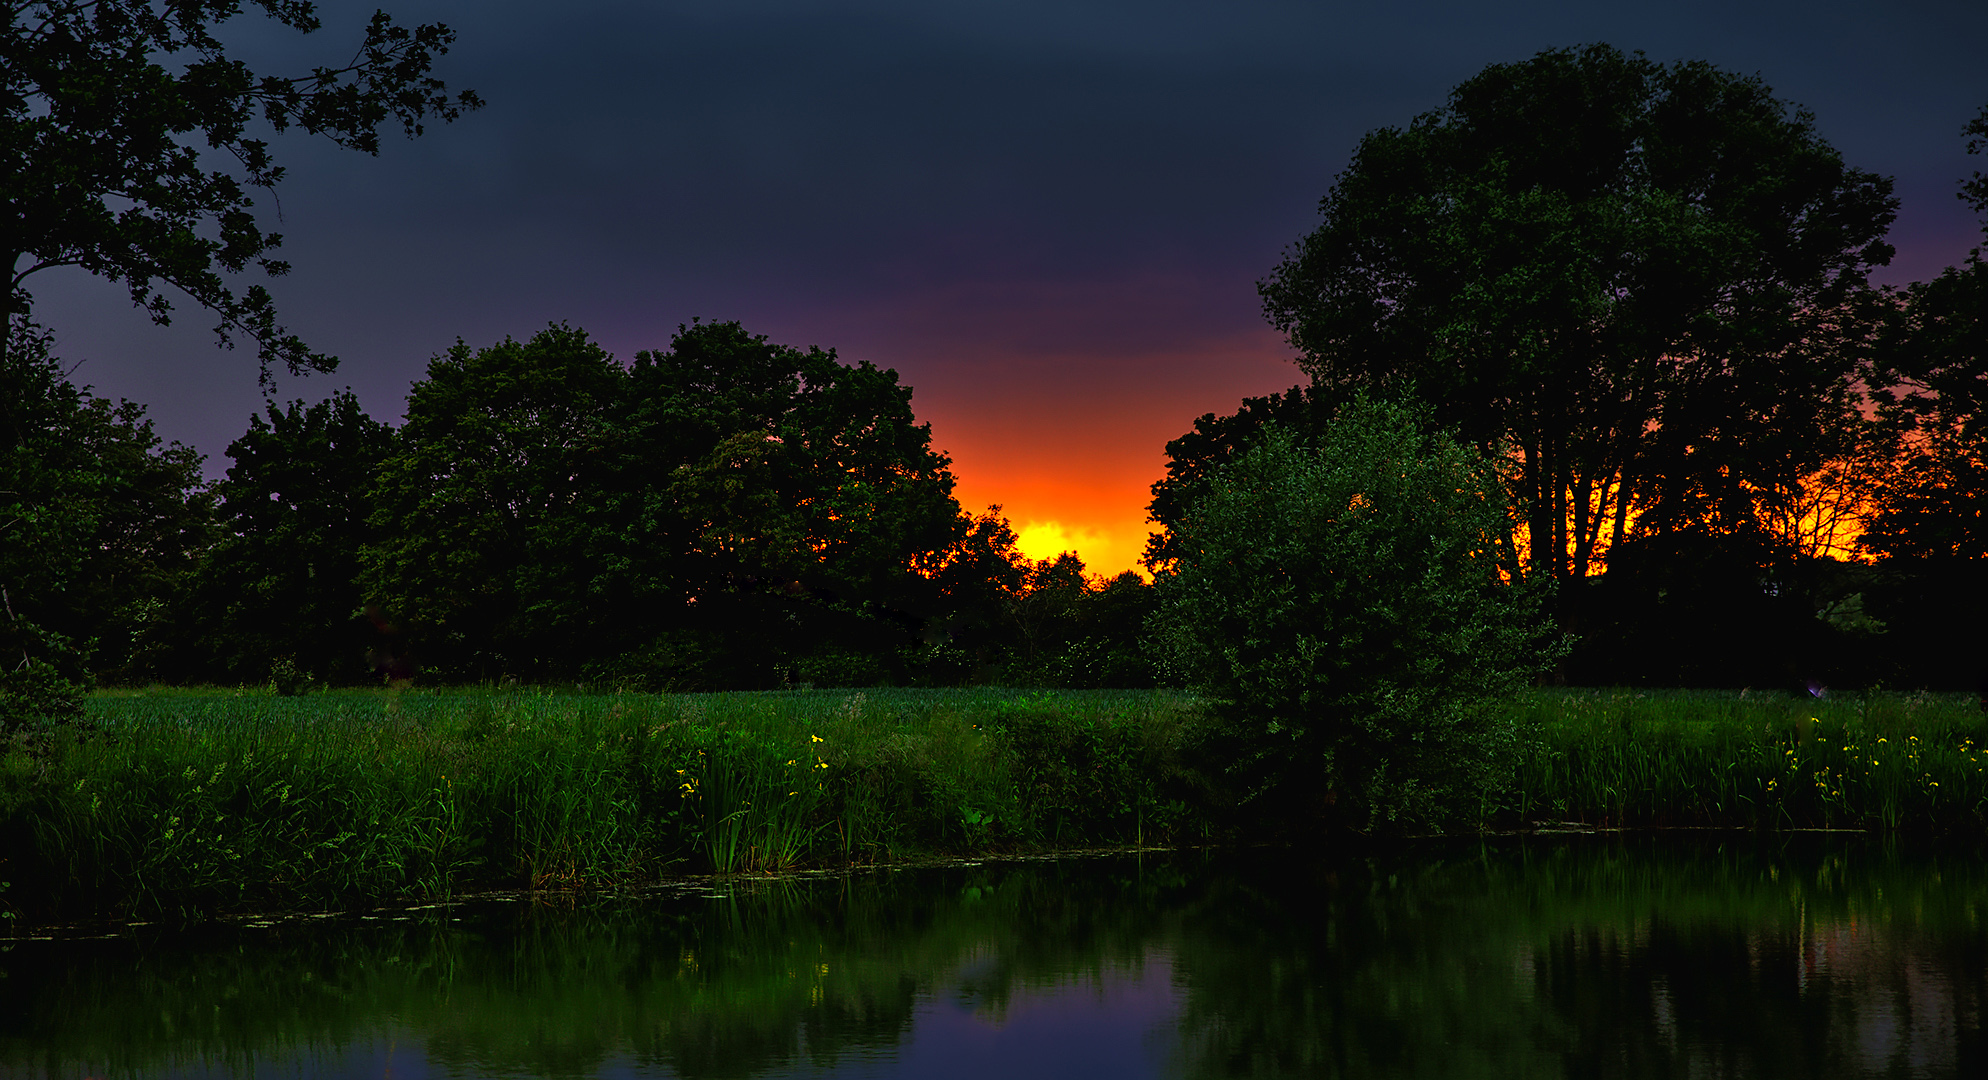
[4,836,1985,1079]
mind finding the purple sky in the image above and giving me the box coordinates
[35,0,1988,574]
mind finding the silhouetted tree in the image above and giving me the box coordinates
[361,322,997,687]
[1259,45,1896,605]
[0,0,479,384]
[1145,384,1333,571]
[193,391,394,684]
[0,321,214,688]
[1852,104,1988,690]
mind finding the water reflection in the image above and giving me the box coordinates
[2,839,1984,1078]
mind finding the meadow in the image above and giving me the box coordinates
[5,686,1987,921]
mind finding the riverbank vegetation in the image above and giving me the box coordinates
[5,686,1988,922]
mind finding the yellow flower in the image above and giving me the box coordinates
[811,735,824,743]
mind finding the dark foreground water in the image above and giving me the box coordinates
[4,837,1986,1079]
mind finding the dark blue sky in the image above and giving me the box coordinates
[36,0,1988,572]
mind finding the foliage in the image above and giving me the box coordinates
[1144,383,1332,570]
[1259,44,1897,596]
[1002,556,1165,688]
[3,687,1211,918]
[191,391,394,685]
[0,321,214,685]
[1151,396,1557,828]
[0,657,85,731]
[0,0,479,377]
[359,321,996,686]
[1506,688,1988,833]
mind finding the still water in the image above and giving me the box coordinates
[4,837,1985,1079]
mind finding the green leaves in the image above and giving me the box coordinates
[1153,397,1558,829]
[359,322,978,685]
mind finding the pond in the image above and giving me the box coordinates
[4,836,1984,1078]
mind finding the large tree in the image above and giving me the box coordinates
[193,389,393,684]
[0,0,479,384]
[0,321,213,687]
[360,322,990,686]
[1259,45,1897,595]
[1863,104,1988,563]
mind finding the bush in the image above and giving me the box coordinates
[0,658,86,731]
[1151,396,1558,829]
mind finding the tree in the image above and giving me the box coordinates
[1864,104,1988,563]
[0,0,480,384]
[1849,104,1988,691]
[1145,384,1332,571]
[194,390,393,684]
[361,322,993,686]
[1150,397,1556,829]
[0,320,214,690]
[1259,45,1897,601]
[359,324,631,679]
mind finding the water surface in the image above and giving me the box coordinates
[4,837,1984,1078]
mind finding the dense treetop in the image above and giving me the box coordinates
[1259,44,1897,589]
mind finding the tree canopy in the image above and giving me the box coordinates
[194,389,393,684]
[1259,44,1897,593]
[1,0,479,378]
[0,321,212,687]
[359,322,988,686]
[1151,397,1554,827]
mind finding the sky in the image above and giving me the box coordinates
[32,0,1988,576]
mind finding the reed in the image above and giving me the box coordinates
[11,685,1988,922]
[1507,689,1988,833]
[2,687,1208,919]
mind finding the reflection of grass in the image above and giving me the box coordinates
[4,688,1209,918]
[1508,689,1988,832]
[11,839,1987,1080]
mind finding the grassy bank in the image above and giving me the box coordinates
[7,686,1988,921]
[2,688,1210,919]
[1513,688,1988,832]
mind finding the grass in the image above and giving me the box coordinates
[1,687,1211,920]
[1505,688,1988,833]
[8,684,1988,922]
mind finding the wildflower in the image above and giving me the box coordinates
[787,760,797,766]
[811,735,824,743]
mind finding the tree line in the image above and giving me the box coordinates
[4,20,1987,713]
[0,319,1161,700]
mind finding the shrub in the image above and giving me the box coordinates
[1151,396,1558,829]
[0,658,86,732]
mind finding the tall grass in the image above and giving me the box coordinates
[1,687,1209,919]
[11,685,1988,922]
[1508,689,1988,833]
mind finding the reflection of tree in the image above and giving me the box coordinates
[0,858,1193,1079]
[1163,840,1988,1079]
[5,843,1988,1078]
